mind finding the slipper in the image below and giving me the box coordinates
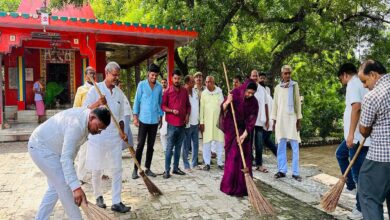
[255,166,269,173]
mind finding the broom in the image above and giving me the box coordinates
[87,75,163,196]
[81,201,116,220]
[321,138,366,212]
[222,63,275,216]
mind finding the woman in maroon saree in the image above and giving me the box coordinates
[220,80,259,197]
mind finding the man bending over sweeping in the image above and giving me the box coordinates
[28,107,111,220]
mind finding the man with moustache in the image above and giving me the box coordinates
[132,64,164,179]
[357,60,390,220]
[200,76,225,171]
[83,62,130,213]
[161,70,191,178]
[272,65,303,182]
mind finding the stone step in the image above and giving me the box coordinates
[16,109,64,123]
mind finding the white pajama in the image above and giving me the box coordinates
[84,81,126,204]
[203,141,224,166]
[28,108,90,220]
[29,146,82,220]
[91,168,122,204]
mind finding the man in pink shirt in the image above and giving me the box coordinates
[161,70,191,179]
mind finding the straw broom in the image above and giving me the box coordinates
[222,63,275,216]
[87,75,162,196]
[81,202,116,220]
[321,138,366,212]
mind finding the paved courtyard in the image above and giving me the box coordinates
[0,137,339,220]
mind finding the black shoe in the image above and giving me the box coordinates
[218,165,224,170]
[203,164,210,171]
[292,175,302,182]
[96,196,106,209]
[172,168,186,175]
[111,202,131,213]
[132,169,139,179]
[145,169,157,177]
[274,172,286,179]
[163,171,171,179]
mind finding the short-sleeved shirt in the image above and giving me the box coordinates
[360,74,390,162]
[343,75,371,146]
[34,81,43,101]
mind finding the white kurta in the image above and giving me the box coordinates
[83,81,125,170]
[28,108,90,191]
[271,83,302,143]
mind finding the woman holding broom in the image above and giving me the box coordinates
[220,80,259,196]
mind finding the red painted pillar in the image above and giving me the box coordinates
[79,34,96,69]
[86,35,97,69]
[167,41,175,86]
[0,54,3,126]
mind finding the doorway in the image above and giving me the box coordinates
[46,63,70,106]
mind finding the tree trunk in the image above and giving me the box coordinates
[134,65,141,86]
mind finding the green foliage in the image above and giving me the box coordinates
[0,0,20,11]
[44,82,65,107]
[49,0,390,141]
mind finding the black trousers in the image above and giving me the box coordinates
[253,126,278,166]
[358,159,390,220]
[134,121,158,170]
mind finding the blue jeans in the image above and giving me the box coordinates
[165,124,185,173]
[336,140,356,190]
[336,140,368,211]
[182,124,199,169]
[277,139,300,175]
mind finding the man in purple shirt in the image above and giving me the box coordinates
[161,70,191,179]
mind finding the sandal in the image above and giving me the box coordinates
[274,172,286,179]
[255,166,269,173]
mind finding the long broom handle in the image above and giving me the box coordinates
[342,137,366,178]
[222,63,248,170]
[86,76,144,172]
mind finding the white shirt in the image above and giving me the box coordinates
[28,108,90,191]
[344,75,371,146]
[83,81,125,139]
[189,88,199,125]
[262,92,274,131]
[123,94,133,117]
[254,84,268,126]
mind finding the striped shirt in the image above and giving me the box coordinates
[360,74,390,162]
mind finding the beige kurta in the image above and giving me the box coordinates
[199,87,224,143]
[271,83,303,143]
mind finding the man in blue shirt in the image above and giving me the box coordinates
[132,64,164,179]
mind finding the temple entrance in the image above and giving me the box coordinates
[46,63,70,107]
